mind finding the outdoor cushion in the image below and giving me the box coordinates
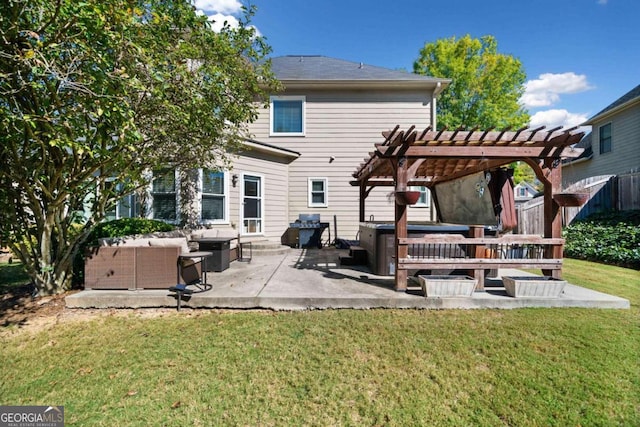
[191,229,219,240]
[98,237,153,247]
[148,237,190,254]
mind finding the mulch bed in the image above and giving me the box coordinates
[0,283,67,328]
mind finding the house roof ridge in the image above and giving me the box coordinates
[586,83,640,124]
[269,55,449,85]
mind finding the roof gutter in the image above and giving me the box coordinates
[279,79,450,91]
[583,96,640,125]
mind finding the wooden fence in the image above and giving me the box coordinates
[516,172,640,235]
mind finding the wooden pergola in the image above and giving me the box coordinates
[350,125,585,291]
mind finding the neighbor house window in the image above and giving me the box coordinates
[599,123,612,154]
[151,168,177,221]
[308,178,328,207]
[201,170,227,222]
[518,187,527,197]
[409,186,430,207]
[270,96,305,135]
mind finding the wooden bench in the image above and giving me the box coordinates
[397,234,564,290]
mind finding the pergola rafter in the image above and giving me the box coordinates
[350,125,586,291]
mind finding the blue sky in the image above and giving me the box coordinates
[195,0,639,130]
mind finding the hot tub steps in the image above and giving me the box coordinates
[339,246,367,266]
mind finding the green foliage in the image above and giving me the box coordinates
[0,0,278,295]
[512,161,540,190]
[564,210,640,269]
[414,34,529,130]
[89,218,174,243]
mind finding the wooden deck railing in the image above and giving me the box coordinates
[397,234,564,290]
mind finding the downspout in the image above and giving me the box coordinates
[430,81,443,129]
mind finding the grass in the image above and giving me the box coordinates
[0,259,638,426]
[0,261,30,292]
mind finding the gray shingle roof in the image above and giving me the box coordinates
[270,55,445,83]
[587,84,640,123]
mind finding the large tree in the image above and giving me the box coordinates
[0,0,279,295]
[414,34,529,130]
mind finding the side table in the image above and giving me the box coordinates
[177,251,213,291]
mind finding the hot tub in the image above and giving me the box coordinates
[358,222,494,276]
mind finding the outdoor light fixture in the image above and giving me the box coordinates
[232,174,238,187]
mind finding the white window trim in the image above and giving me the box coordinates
[240,172,265,236]
[308,177,328,208]
[199,169,230,225]
[408,186,430,208]
[270,95,306,136]
[148,168,180,224]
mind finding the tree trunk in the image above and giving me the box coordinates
[32,212,73,296]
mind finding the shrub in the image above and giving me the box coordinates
[564,210,640,269]
[88,218,175,243]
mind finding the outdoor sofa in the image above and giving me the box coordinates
[84,229,240,290]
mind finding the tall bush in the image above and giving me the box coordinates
[564,210,640,269]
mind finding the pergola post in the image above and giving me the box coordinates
[394,157,409,291]
[359,183,366,223]
[543,158,563,279]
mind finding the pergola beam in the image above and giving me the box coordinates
[375,144,584,159]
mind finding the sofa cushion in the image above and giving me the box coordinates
[191,229,219,240]
[148,237,190,254]
[99,237,153,247]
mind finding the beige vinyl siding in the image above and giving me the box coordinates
[229,150,291,240]
[564,103,640,186]
[250,88,437,240]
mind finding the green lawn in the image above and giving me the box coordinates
[0,259,638,426]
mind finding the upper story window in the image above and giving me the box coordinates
[599,123,612,154]
[518,187,527,197]
[201,170,227,222]
[151,168,177,221]
[409,186,430,208]
[308,178,328,207]
[270,96,305,136]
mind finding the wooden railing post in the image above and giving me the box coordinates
[468,225,485,291]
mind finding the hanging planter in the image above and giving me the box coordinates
[395,190,421,205]
[553,192,589,207]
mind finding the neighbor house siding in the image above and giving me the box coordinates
[564,103,640,186]
[250,88,436,240]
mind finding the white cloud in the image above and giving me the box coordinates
[598,0,608,5]
[207,13,240,32]
[521,72,593,108]
[529,109,589,129]
[194,0,243,14]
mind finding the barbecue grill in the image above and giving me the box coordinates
[289,214,330,248]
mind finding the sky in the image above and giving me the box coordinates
[194,0,640,131]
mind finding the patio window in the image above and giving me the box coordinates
[308,178,328,207]
[151,168,177,221]
[409,186,430,207]
[270,96,305,136]
[599,123,612,154]
[104,179,140,221]
[201,170,227,222]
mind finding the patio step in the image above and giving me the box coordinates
[242,240,291,257]
[339,245,367,266]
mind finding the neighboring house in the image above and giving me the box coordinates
[118,55,449,243]
[513,181,538,204]
[563,84,640,187]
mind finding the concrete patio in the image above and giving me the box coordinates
[66,248,630,310]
